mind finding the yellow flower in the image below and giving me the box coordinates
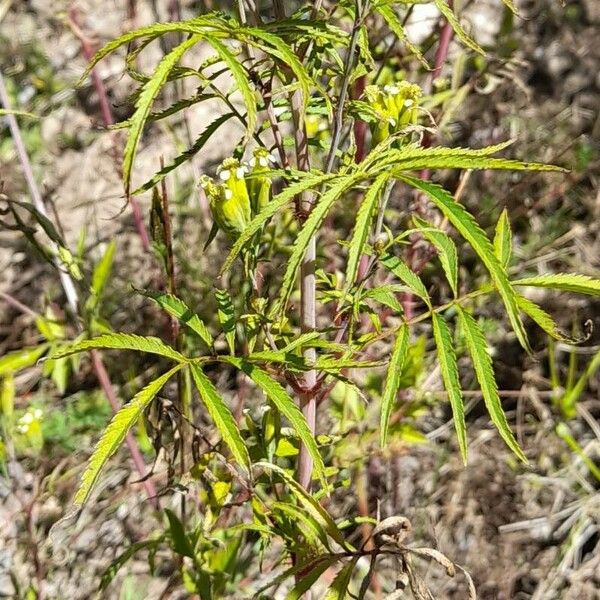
[247,148,274,216]
[364,81,422,145]
[201,158,252,240]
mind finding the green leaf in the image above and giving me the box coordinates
[255,555,340,598]
[457,307,526,461]
[215,288,236,355]
[493,209,512,268]
[165,509,195,558]
[86,241,116,313]
[276,173,364,315]
[0,108,39,119]
[123,35,201,194]
[0,345,48,377]
[74,364,184,505]
[512,274,600,296]
[189,363,250,473]
[76,17,221,85]
[139,289,213,347]
[433,0,484,55]
[240,27,311,111]
[380,324,410,447]
[377,4,429,68]
[254,462,348,548]
[400,175,530,353]
[324,558,359,600]
[51,333,187,363]
[286,557,339,600]
[368,142,566,174]
[413,218,458,296]
[378,252,431,308]
[205,34,256,144]
[132,112,235,196]
[221,172,335,273]
[431,313,467,462]
[100,540,162,590]
[516,294,581,344]
[345,173,389,291]
[225,359,327,490]
[560,350,600,418]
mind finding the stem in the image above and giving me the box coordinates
[292,0,368,492]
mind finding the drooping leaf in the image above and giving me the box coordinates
[457,307,526,461]
[376,4,429,68]
[431,313,467,462]
[380,324,410,447]
[220,172,336,274]
[512,274,600,296]
[122,35,202,194]
[493,209,512,268]
[139,289,213,347]
[345,173,389,291]
[189,363,250,473]
[433,0,484,55]
[74,364,184,505]
[225,358,327,490]
[275,173,365,315]
[50,333,187,363]
[400,175,530,353]
[205,34,256,144]
[132,112,235,196]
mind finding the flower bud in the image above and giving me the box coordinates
[202,159,252,240]
[364,82,422,145]
[247,148,274,216]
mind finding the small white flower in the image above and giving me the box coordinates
[219,170,231,181]
[267,153,276,163]
[236,166,247,178]
[258,156,269,167]
[20,412,34,425]
[17,424,29,434]
[249,156,257,167]
[404,99,414,107]
[224,189,233,200]
[33,408,42,419]
[385,84,399,95]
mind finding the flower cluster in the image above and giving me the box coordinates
[201,148,275,241]
[16,407,42,434]
[364,81,422,146]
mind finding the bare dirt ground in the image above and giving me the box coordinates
[1,1,600,598]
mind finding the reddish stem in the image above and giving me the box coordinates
[68,5,151,252]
